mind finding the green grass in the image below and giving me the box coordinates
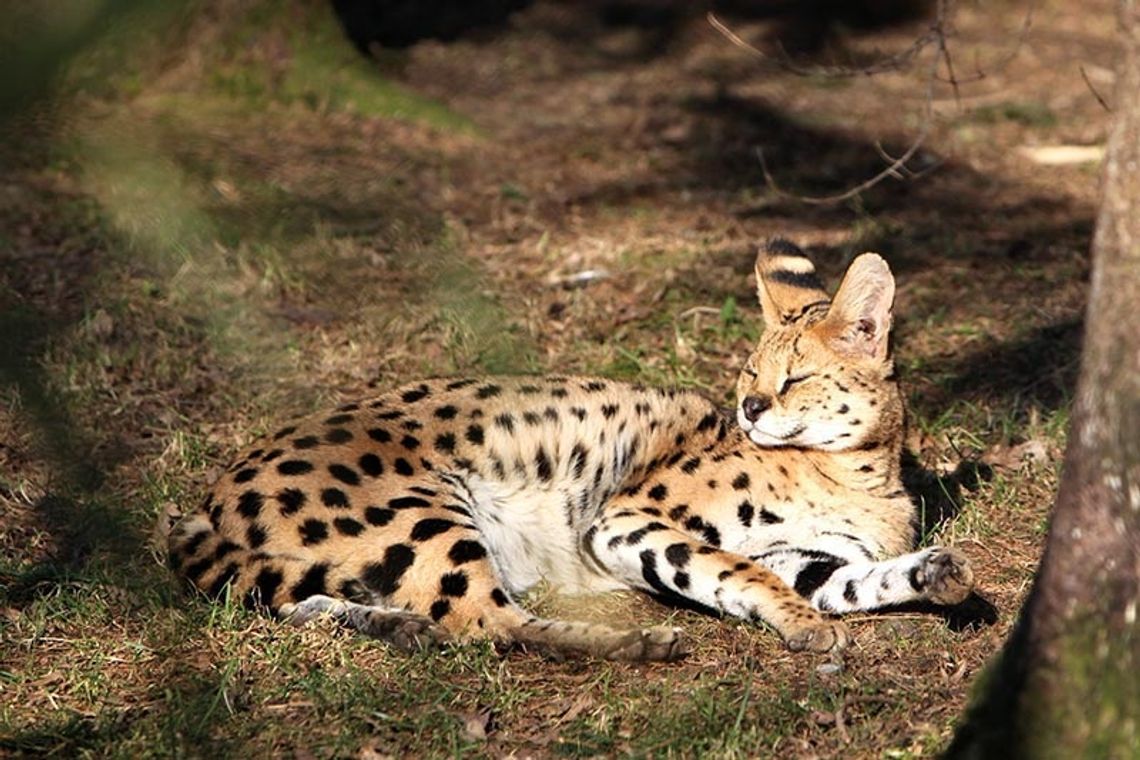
[969,101,1058,128]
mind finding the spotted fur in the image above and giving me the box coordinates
[166,240,974,661]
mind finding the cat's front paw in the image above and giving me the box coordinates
[919,547,974,605]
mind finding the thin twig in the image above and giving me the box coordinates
[1080,64,1112,112]
[710,1,1036,204]
[933,0,963,108]
[707,12,938,78]
[712,6,945,205]
[754,41,938,206]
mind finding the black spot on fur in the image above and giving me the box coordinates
[321,488,350,508]
[681,457,701,474]
[276,488,306,515]
[358,453,383,477]
[491,588,509,607]
[908,564,925,591]
[843,579,859,604]
[214,540,239,560]
[362,544,416,596]
[440,571,469,597]
[430,599,451,621]
[475,384,501,399]
[583,380,607,392]
[448,540,487,564]
[696,412,719,432]
[389,496,431,509]
[325,413,353,425]
[328,463,361,486]
[411,518,455,541]
[263,448,285,462]
[434,405,458,420]
[334,517,365,536]
[647,483,668,501]
[251,568,283,608]
[277,460,314,476]
[535,447,553,482]
[183,556,213,582]
[291,563,329,600]
[445,378,477,391]
[237,490,264,518]
[668,504,688,521]
[550,388,568,398]
[684,515,721,546]
[544,406,559,421]
[394,458,414,476]
[300,519,329,545]
[400,434,421,451]
[601,404,619,419]
[737,500,754,527]
[626,522,668,545]
[732,472,750,490]
[759,508,783,524]
[434,432,456,454]
[665,543,691,569]
[273,425,297,440]
[794,559,843,597]
[234,468,258,484]
[367,427,392,443]
[401,384,430,403]
[570,444,588,479]
[465,424,484,446]
[207,563,241,598]
[674,572,690,590]
[246,523,267,548]
[638,549,670,596]
[570,407,587,421]
[325,428,353,444]
[364,506,395,526]
[494,413,514,433]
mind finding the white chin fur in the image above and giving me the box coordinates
[747,429,788,447]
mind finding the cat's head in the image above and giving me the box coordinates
[736,239,902,452]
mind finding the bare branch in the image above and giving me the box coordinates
[709,1,1035,205]
[706,12,938,78]
[1080,65,1113,112]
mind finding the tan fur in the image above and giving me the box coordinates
[166,240,969,661]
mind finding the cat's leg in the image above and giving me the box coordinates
[755,545,974,613]
[585,506,850,653]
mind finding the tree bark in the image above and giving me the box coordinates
[946,3,1140,758]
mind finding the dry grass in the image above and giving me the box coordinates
[0,0,1110,755]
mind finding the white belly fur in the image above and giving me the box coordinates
[465,475,623,595]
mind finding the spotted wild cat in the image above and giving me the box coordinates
[166,239,974,660]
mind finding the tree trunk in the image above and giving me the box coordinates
[945,4,1140,758]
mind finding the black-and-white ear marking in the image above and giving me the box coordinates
[754,238,831,326]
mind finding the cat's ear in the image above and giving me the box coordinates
[754,239,830,328]
[817,253,895,361]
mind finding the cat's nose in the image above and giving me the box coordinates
[741,395,772,422]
